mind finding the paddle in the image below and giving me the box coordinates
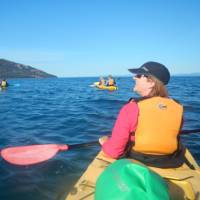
[89,84,96,87]
[1,141,99,166]
[89,82,99,87]
[1,129,200,166]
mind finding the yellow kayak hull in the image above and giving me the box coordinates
[65,148,200,200]
[96,85,118,91]
[93,82,118,91]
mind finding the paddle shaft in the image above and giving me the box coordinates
[67,129,200,149]
[69,141,99,149]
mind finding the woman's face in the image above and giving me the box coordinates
[133,74,155,97]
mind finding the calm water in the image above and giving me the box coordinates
[0,76,200,200]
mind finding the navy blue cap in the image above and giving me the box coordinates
[128,61,170,85]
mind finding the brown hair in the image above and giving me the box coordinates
[147,75,169,97]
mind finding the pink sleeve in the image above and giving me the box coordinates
[102,101,139,159]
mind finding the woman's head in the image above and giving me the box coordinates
[129,62,170,97]
[133,74,168,97]
[99,76,104,80]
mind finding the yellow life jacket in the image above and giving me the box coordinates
[132,97,183,155]
[108,79,115,86]
[1,80,7,87]
[99,79,105,85]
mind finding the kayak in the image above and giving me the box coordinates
[65,148,200,200]
[92,82,118,91]
[96,84,118,91]
[0,86,6,90]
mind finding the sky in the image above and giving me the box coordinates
[0,0,200,77]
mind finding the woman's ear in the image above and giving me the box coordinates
[148,79,155,88]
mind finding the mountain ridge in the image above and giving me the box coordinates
[0,59,57,79]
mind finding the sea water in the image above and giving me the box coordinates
[0,76,200,200]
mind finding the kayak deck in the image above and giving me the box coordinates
[65,149,200,200]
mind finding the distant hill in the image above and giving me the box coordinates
[0,59,57,79]
[174,73,200,77]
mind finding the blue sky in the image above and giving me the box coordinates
[0,0,200,77]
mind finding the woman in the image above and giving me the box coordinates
[0,79,9,88]
[99,61,185,168]
[106,75,116,86]
[99,76,106,86]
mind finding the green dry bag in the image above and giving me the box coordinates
[95,159,169,200]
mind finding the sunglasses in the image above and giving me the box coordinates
[134,74,149,78]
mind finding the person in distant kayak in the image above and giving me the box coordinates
[0,79,9,88]
[99,61,188,168]
[106,75,116,86]
[99,76,106,86]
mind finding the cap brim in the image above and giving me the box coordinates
[128,68,149,75]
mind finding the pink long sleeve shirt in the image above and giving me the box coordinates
[102,101,139,159]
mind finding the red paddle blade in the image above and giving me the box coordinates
[1,144,68,166]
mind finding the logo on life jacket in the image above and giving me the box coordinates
[158,103,167,110]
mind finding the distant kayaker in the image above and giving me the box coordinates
[106,75,116,86]
[99,61,187,168]
[98,76,106,86]
[0,79,9,88]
